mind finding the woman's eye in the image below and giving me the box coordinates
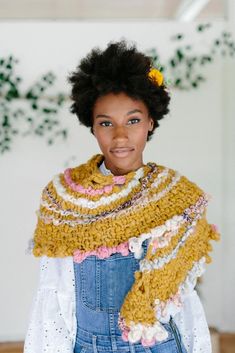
[128,118,140,124]
[100,121,112,127]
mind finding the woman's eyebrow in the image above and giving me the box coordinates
[95,109,143,119]
[127,109,143,115]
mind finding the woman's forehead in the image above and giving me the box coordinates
[93,92,148,115]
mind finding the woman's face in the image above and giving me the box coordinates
[92,92,154,176]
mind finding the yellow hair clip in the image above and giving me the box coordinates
[148,67,164,86]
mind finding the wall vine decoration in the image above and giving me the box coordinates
[0,59,67,154]
[0,23,234,155]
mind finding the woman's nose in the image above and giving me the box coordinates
[113,126,128,140]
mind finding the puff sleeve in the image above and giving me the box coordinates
[174,289,212,353]
[23,255,77,353]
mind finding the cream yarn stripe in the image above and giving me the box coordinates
[40,168,170,218]
[52,168,144,208]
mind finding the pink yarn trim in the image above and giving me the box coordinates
[113,175,126,185]
[73,241,130,263]
[64,168,126,195]
[211,224,219,232]
[141,338,156,347]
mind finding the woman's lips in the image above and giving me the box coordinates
[111,148,134,157]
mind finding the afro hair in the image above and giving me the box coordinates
[67,39,170,141]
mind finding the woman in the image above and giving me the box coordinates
[24,40,220,353]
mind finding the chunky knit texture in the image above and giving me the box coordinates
[32,153,220,346]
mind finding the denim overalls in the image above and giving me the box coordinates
[73,239,188,353]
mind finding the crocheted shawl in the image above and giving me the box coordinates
[32,153,220,346]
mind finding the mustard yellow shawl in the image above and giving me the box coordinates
[32,153,220,345]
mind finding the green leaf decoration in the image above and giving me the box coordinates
[0,56,68,154]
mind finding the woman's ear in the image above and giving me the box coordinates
[149,118,154,132]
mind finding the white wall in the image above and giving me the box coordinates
[219,0,235,332]
[0,19,233,340]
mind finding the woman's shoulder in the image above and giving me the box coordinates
[154,161,206,197]
[39,165,74,200]
[40,154,102,193]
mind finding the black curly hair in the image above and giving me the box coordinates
[67,39,170,141]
